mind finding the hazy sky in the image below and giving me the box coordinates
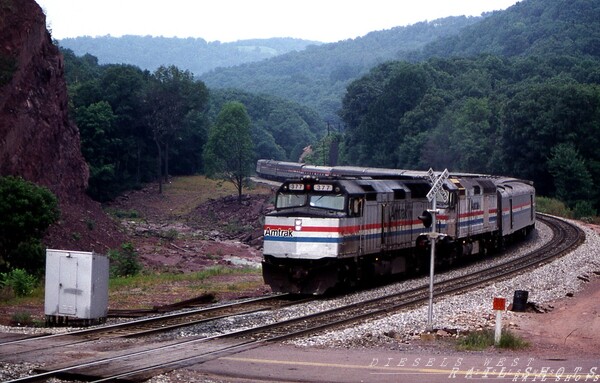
[37,0,521,43]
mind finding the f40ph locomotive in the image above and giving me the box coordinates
[257,160,535,294]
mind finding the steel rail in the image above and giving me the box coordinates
[4,215,584,382]
[0,294,297,349]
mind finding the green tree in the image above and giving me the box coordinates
[501,81,600,196]
[75,101,118,201]
[107,243,141,277]
[0,177,59,274]
[145,65,209,193]
[70,63,157,200]
[203,102,255,203]
[207,88,319,161]
[97,65,152,187]
[547,143,594,208]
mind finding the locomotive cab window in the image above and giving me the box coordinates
[276,193,306,209]
[309,194,345,211]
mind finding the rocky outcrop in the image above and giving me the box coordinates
[0,0,126,252]
[0,0,88,201]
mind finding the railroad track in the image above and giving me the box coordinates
[2,214,584,382]
[0,294,308,355]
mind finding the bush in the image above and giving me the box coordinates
[573,200,597,220]
[535,196,573,218]
[10,312,34,327]
[0,268,38,297]
[0,176,59,274]
[497,330,529,349]
[108,242,142,277]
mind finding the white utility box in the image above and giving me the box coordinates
[44,249,109,326]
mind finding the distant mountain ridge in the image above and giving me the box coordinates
[58,35,321,75]
[200,15,483,123]
[201,0,600,123]
[58,16,483,124]
[57,0,600,126]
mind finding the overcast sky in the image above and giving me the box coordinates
[36,0,521,43]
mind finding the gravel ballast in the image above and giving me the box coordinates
[292,220,600,348]
[2,219,599,381]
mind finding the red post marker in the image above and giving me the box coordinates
[493,297,506,311]
[493,297,506,345]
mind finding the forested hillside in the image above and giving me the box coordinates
[58,0,600,216]
[58,35,320,76]
[338,0,600,216]
[340,56,599,201]
[61,49,322,201]
[420,0,600,58]
[200,16,481,123]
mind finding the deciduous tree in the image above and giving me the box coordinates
[145,65,208,193]
[203,102,255,203]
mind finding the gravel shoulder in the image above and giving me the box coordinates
[285,220,600,358]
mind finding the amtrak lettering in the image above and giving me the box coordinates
[264,227,294,237]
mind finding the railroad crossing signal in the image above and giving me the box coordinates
[424,167,448,333]
[426,168,449,203]
[418,211,433,228]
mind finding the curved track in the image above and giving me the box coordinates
[1,214,584,383]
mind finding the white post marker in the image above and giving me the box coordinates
[427,194,437,332]
[493,297,506,345]
[424,168,448,333]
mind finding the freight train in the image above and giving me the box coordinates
[256,159,536,294]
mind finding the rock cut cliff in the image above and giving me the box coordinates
[0,0,126,251]
[0,0,88,200]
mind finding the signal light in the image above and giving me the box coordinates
[418,210,433,228]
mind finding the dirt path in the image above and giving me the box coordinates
[512,275,600,358]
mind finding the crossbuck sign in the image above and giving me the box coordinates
[426,168,449,203]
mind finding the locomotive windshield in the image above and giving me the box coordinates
[309,194,345,210]
[275,179,348,214]
[276,192,346,212]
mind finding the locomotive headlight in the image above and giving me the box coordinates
[295,219,302,231]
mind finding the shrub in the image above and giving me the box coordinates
[573,200,597,220]
[0,268,38,297]
[108,242,142,277]
[535,196,573,218]
[0,176,59,274]
[497,330,529,349]
[10,311,34,327]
